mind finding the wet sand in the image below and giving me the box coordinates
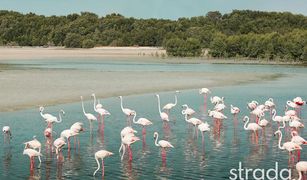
[0,47,283,112]
[0,67,279,112]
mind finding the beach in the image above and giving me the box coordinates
[0,47,281,112]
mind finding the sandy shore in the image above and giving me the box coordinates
[0,68,279,112]
[0,47,303,65]
[0,47,284,112]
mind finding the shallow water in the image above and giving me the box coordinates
[0,60,306,180]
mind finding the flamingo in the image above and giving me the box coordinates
[39,106,56,120]
[243,116,262,140]
[210,96,224,105]
[289,119,304,130]
[250,108,264,124]
[230,105,240,116]
[258,118,269,128]
[70,122,84,149]
[2,126,12,144]
[291,131,307,161]
[119,127,137,153]
[53,137,66,160]
[272,109,284,128]
[92,93,110,120]
[81,96,97,131]
[120,133,140,161]
[91,93,103,109]
[153,132,174,162]
[208,110,227,120]
[199,88,211,112]
[287,100,299,109]
[23,148,42,170]
[182,104,196,116]
[44,128,53,151]
[275,130,302,164]
[184,113,202,137]
[119,96,135,125]
[93,150,113,177]
[24,136,42,153]
[131,112,153,135]
[60,129,76,151]
[247,101,258,111]
[265,98,275,109]
[214,103,226,112]
[155,94,169,122]
[198,122,210,144]
[295,161,307,180]
[162,90,180,114]
[291,131,307,145]
[293,97,305,106]
[45,109,65,128]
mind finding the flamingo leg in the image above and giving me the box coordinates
[297,150,301,162]
[128,146,132,161]
[102,159,105,177]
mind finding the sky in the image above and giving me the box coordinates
[0,0,306,19]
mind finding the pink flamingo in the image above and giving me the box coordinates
[153,132,174,163]
[230,104,240,117]
[243,116,262,143]
[24,136,42,153]
[93,150,113,177]
[162,90,180,115]
[182,104,196,117]
[60,129,76,151]
[23,148,42,170]
[198,122,210,146]
[210,96,224,105]
[155,94,170,124]
[184,113,202,137]
[81,96,97,132]
[2,126,12,144]
[70,122,84,149]
[291,131,307,161]
[119,96,135,126]
[120,133,140,161]
[199,88,211,112]
[247,100,258,111]
[131,111,153,136]
[92,93,110,122]
[53,137,66,161]
[275,130,302,165]
[295,161,307,180]
[44,128,53,151]
[272,109,284,128]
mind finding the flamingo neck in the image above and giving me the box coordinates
[93,156,100,176]
[243,117,249,130]
[40,109,45,118]
[132,112,137,124]
[57,111,63,123]
[93,95,98,112]
[120,97,125,112]
[277,131,284,150]
[157,96,162,114]
[154,134,160,147]
[81,98,86,115]
[174,94,178,106]
[272,110,276,121]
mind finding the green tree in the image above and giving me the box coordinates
[64,33,82,48]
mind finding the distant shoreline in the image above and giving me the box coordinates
[0,46,304,65]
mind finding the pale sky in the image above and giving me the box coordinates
[0,0,306,19]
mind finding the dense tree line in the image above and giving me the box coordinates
[0,10,306,61]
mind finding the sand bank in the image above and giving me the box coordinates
[0,67,279,112]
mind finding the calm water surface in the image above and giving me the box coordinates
[0,59,306,179]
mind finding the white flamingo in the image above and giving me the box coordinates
[93,150,113,177]
[81,96,97,131]
[162,90,180,113]
[155,94,169,122]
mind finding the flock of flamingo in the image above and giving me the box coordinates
[1,88,307,179]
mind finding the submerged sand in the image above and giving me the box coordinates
[0,47,284,112]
